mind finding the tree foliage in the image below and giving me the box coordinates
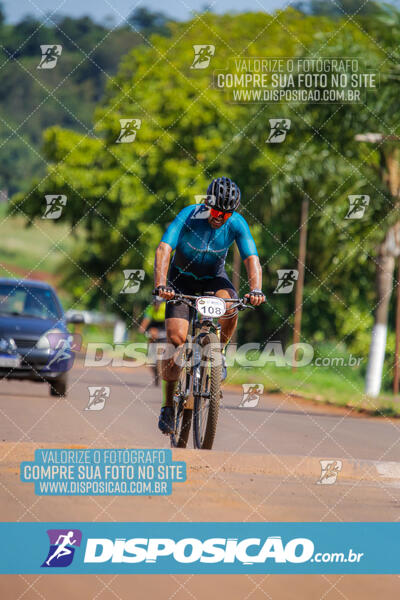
[128,7,171,37]
[10,7,400,353]
[0,12,160,194]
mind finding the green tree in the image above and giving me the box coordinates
[128,8,170,37]
[5,11,333,325]
[0,14,142,196]
[10,8,397,356]
[293,0,381,16]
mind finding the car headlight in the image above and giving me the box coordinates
[36,329,65,350]
[0,337,16,353]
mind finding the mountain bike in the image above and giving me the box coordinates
[154,292,254,450]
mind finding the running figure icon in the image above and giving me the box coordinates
[41,529,82,568]
[46,531,76,566]
[37,45,62,69]
[190,44,215,69]
[274,269,299,294]
[266,118,291,143]
[46,334,80,370]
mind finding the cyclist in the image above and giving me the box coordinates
[154,176,265,434]
[139,296,166,340]
[139,297,166,386]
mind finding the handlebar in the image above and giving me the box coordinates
[152,290,255,311]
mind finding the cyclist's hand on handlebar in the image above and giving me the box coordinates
[154,285,175,300]
[244,289,266,306]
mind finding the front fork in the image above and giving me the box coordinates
[176,320,222,405]
[192,321,221,396]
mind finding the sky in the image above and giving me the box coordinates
[5,0,284,24]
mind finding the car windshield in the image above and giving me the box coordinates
[0,283,62,320]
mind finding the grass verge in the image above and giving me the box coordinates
[226,359,400,417]
[0,203,75,277]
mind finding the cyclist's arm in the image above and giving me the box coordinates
[154,243,175,300]
[234,214,265,306]
[234,213,258,260]
[154,242,172,288]
[244,255,262,290]
[139,317,151,333]
[244,254,264,296]
[154,206,193,298]
[244,256,264,305]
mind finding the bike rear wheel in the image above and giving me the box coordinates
[193,332,222,450]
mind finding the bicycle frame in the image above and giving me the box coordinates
[154,292,252,400]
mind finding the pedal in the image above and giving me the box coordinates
[220,390,223,399]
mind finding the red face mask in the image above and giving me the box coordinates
[210,207,232,222]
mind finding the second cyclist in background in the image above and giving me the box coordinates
[139,297,166,386]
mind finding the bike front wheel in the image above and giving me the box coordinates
[193,332,222,450]
[154,358,162,387]
[170,357,193,448]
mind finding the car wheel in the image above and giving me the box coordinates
[49,374,67,397]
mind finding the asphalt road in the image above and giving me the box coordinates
[2,361,400,461]
[1,361,400,599]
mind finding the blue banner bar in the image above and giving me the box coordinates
[0,522,398,574]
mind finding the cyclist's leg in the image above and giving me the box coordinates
[206,274,238,347]
[158,270,195,433]
[147,326,159,342]
[158,316,189,434]
[199,276,238,382]
[161,316,189,407]
[215,288,238,347]
[147,323,162,365]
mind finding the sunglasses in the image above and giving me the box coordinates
[210,207,233,221]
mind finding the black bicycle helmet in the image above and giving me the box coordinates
[206,176,241,212]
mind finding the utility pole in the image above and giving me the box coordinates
[355,133,400,397]
[394,256,400,394]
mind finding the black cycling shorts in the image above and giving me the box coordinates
[165,266,237,322]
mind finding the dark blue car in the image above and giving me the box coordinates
[0,278,82,396]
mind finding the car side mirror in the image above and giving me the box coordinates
[67,313,85,325]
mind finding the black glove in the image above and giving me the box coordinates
[245,289,266,305]
[153,285,174,296]
[249,289,264,297]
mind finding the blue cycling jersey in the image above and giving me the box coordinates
[161,204,258,280]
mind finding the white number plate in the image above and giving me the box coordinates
[196,296,226,318]
[0,354,21,368]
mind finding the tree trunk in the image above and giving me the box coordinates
[365,239,396,397]
[293,198,309,368]
[231,245,241,344]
